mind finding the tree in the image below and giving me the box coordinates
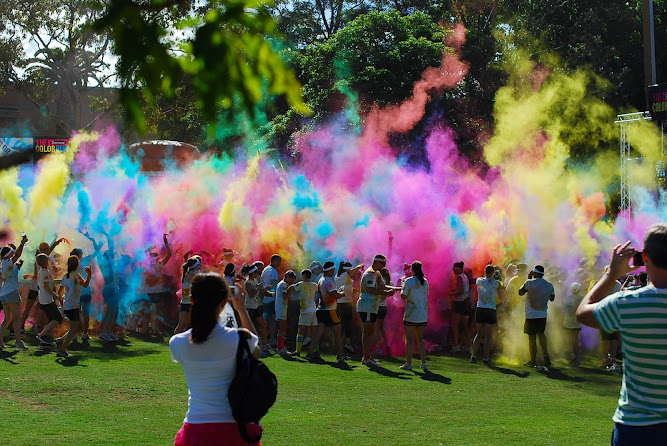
[0,0,114,133]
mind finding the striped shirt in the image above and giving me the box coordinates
[594,286,667,426]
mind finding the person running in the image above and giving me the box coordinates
[577,227,667,444]
[57,255,92,357]
[0,235,29,350]
[400,261,429,371]
[519,265,555,367]
[562,282,583,365]
[471,265,503,365]
[275,270,296,355]
[175,255,202,334]
[357,254,389,367]
[450,261,471,353]
[287,269,318,357]
[20,239,64,333]
[170,273,263,446]
[261,254,281,347]
[35,253,64,348]
[242,264,269,352]
[306,261,350,362]
[335,261,363,354]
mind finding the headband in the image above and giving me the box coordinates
[532,268,544,275]
[223,249,233,255]
[191,258,201,269]
[341,265,351,271]
[374,256,385,263]
[247,266,258,275]
[2,248,15,259]
[323,265,335,272]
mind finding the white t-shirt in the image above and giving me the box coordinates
[476,277,499,310]
[357,267,383,314]
[293,281,318,313]
[143,260,164,294]
[275,280,288,317]
[317,276,337,310]
[60,273,82,310]
[37,268,55,305]
[335,274,353,304]
[0,258,20,297]
[261,266,278,304]
[402,276,429,323]
[244,278,261,309]
[170,325,258,424]
[455,273,470,301]
[522,277,555,319]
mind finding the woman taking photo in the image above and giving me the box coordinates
[170,273,263,446]
[400,261,429,371]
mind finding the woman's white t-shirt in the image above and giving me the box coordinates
[37,268,55,305]
[60,273,82,310]
[402,276,429,323]
[476,277,499,310]
[170,325,259,424]
[0,258,20,297]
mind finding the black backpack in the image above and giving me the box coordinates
[228,329,278,444]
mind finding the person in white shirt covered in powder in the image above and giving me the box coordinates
[57,255,92,357]
[400,261,429,371]
[0,234,28,350]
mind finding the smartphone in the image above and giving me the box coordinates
[229,285,238,297]
[633,251,644,267]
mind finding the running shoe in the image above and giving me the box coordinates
[336,354,351,362]
[483,358,492,366]
[543,355,551,367]
[420,362,428,371]
[14,341,28,351]
[362,357,381,367]
[344,344,355,353]
[399,362,412,370]
[56,350,71,358]
[36,334,51,345]
[276,348,287,356]
[470,355,477,363]
[289,350,300,357]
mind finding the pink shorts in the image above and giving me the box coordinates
[175,422,262,446]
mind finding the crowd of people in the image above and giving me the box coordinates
[0,228,657,370]
[2,223,667,445]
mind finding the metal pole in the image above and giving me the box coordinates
[643,0,657,108]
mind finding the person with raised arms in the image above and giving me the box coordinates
[577,225,667,444]
[0,234,29,350]
[175,255,202,334]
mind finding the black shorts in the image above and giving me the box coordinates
[454,298,471,315]
[601,330,618,341]
[524,318,547,335]
[377,306,388,320]
[404,320,427,327]
[475,307,498,325]
[64,308,81,322]
[316,309,341,327]
[247,307,263,320]
[40,302,63,323]
[180,303,191,313]
[28,289,39,301]
[358,312,377,323]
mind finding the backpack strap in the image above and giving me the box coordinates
[234,329,261,445]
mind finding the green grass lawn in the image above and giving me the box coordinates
[1,334,621,446]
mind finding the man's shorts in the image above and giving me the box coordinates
[263,300,276,317]
[454,298,471,316]
[377,306,388,320]
[0,290,21,305]
[316,309,341,327]
[601,330,618,341]
[275,302,287,321]
[298,311,318,327]
[475,307,498,325]
[64,308,81,322]
[247,307,263,320]
[404,320,427,327]
[524,318,547,335]
[27,289,39,301]
[358,311,378,323]
[40,302,63,323]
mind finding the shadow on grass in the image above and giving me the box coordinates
[56,356,87,367]
[488,365,530,378]
[366,365,413,380]
[537,367,584,382]
[415,370,452,384]
[1,350,19,364]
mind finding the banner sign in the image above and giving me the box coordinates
[648,83,667,121]
[0,137,34,157]
[34,138,69,153]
